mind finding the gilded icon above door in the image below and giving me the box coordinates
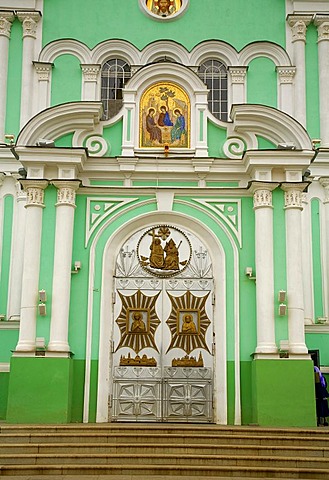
[140,83,190,148]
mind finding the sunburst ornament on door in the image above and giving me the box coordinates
[115,290,161,353]
[166,290,211,354]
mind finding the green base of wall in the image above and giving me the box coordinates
[6,357,73,424]
[252,358,316,427]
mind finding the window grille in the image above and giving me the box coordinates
[101,59,131,120]
[197,60,228,121]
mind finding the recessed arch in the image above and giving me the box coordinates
[190,41,239,67]
[91,39,141,66]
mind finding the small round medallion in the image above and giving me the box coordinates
[137,225,191,277]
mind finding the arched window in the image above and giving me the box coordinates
[197,60,228,121]
[101,59,131,120]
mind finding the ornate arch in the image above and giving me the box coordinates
[91,39,141,66]
[230,104,313,150]
[16,102,102,146]
[239,41,292,67]
[190,41,239,67]
[38,39,92,64]
[141,40,190,65]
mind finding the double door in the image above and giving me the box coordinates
[109,225,214,423]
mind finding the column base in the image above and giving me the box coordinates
[251,358,316,427]
[47,341,70,352]
[289,343,309,355]
[15,341,36,352]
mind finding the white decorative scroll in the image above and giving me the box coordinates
[85,135,109,156]
[223,137,245,159]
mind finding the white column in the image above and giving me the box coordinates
[320,178,329,320]
[7,183,27,320]
[282,183,309,356]
[33,61,53,112]
[301,192,314,324]
[121,90,136,157]
[228,66,248,105]
[251,183,279,357]
[276,66,296,116]
[287,15,312,127]
[47,180,80,353]
[17,12,41,129]
[0,11,14,142]
[81,64,101,100]
[15,180,48,353]
[315,15,329,147]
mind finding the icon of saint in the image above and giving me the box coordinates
[171,109,186,143]
[130,311,146,333]
[149,236,165,269]
[181,314,197,334]
[146,0,180,17]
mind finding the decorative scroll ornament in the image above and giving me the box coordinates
[223,137,245,159]
[137,225,192,278]
[85,135,109,156]
[56,187,76,206]
[166,290,211,354]
[253,189,272,208]
[115,290,161,354]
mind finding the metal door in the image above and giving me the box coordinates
[110,225,214,422]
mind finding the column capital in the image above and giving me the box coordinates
[19,179,48,207]
[80,64,101,82]
[17,11,41,38]
[249,182,279,209]
[281,182,309,209]
[276,66,296,84]
[33,61,53,81]
[319,177,329,202]
[0,173,6,186]
[0,11,14,38]
[314,15,329,42]
[228,66,248,84]
[52,180,80,207]
[287,14,313,42]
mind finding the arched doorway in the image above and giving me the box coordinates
[109,224,214,422]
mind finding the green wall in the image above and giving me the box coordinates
[43,0,285,51]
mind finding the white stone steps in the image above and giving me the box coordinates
[1,432,328,447]
[1,463,329,479]
[0,442,329,458]
[0,452,329,469]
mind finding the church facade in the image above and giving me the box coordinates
[0,0,328,426]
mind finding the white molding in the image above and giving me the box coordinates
[239,42,292,67]
[0,362,10,372]
[91,40,140,66]
[190,41,239,66]
[0,321,19,330]
[231,104,313,150]
[39,39,91,64]
[16,101,103,146]
[305,324,329,333]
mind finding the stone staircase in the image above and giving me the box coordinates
[0,423,329,478]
